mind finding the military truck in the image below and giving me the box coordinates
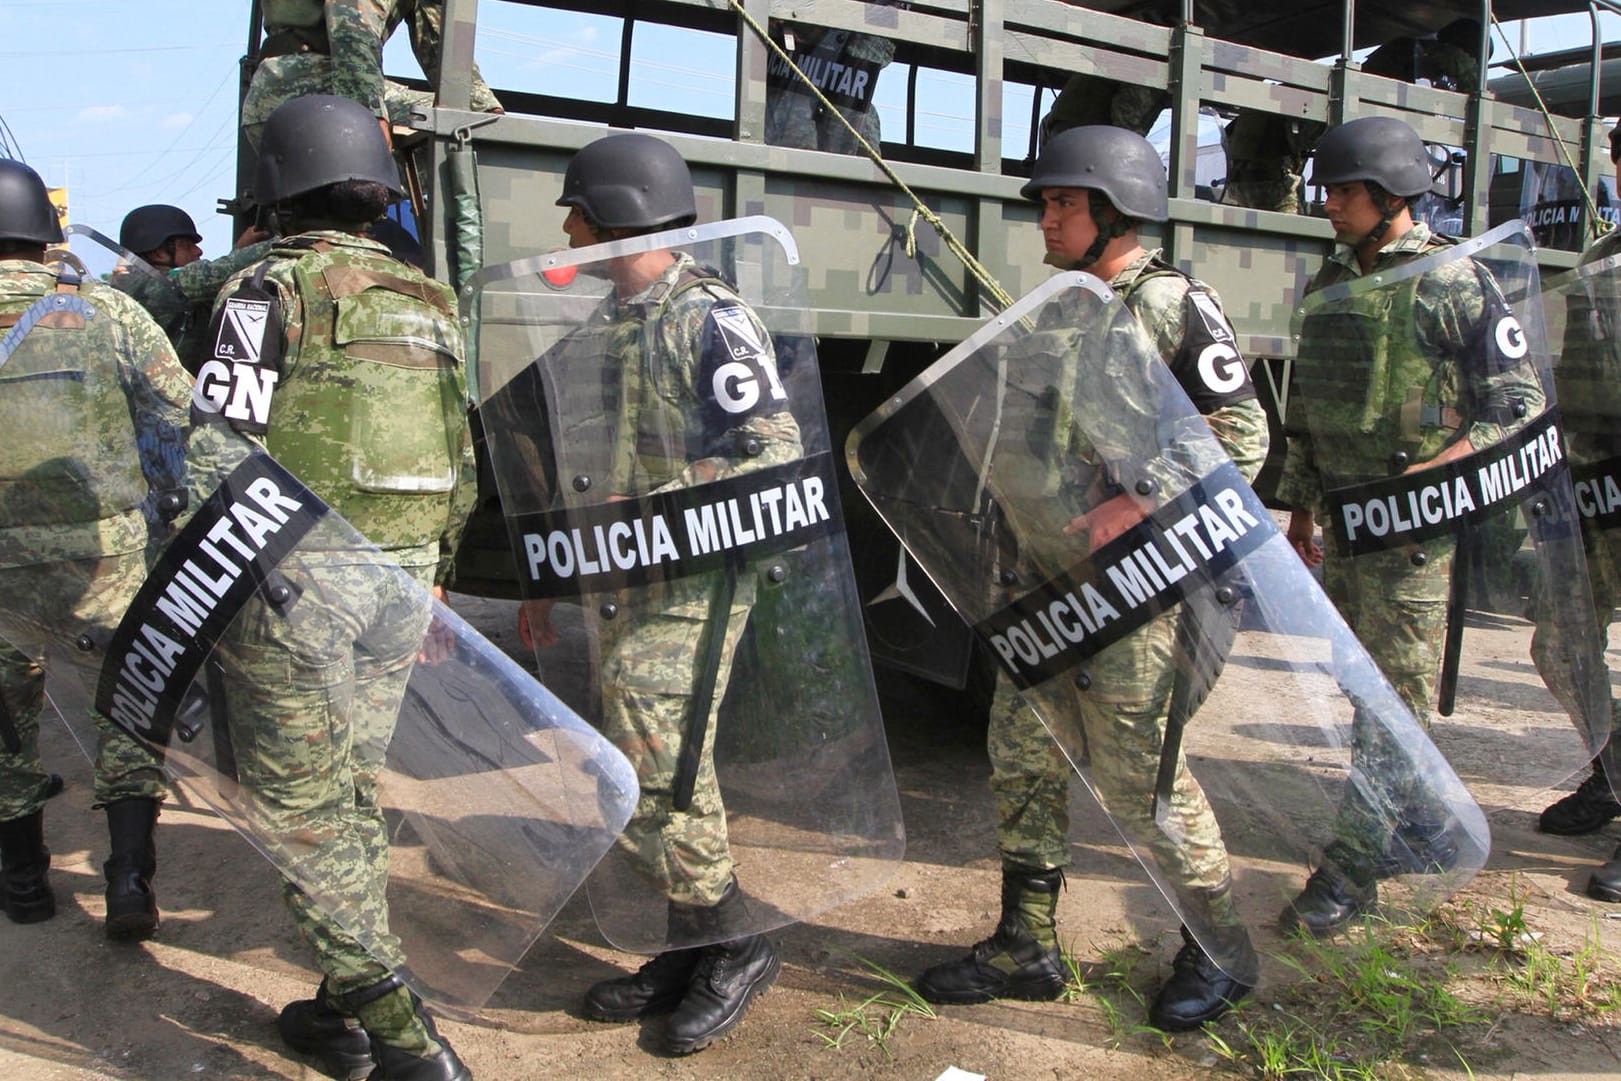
[233,0,1614,691]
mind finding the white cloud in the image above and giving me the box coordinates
[76,105,129,124]
[162,113,194,130]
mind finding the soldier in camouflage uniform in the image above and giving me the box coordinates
[202,95,476,1081]
[913,127,1270,1031]
[1040,76,1168,145]
[764,7,895,154]
[112,204,272,374]
[0,160,193,940]
[242,0,503,152]
[1277,116,1543,936]
[513,132,796,1055]
[1532,121,1621,880]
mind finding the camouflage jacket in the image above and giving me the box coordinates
[765,8,896,154]
[1278,223,1545,511]
[1547,227,1621,465]
[588,252,802,498]
[1111,249,1271,483]
[0,259,194,569]
[115,241,274,373]
[202,230,475,581]
[255,0,500,122]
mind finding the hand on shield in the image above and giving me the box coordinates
[518,598,559,649]
[1065,491,1148,552]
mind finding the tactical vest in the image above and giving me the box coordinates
[600,266,736,496]
[0,269,147,533]
[766,28,882,114]
[1290,236,1465,485]
[258,238,466,550]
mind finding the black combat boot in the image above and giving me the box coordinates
[1540,758,1621,836]
[914,863,1067,1005]
[1587,842,1621,903]
[277,978,374,1081]
[584,898,704,1021]
[0,809,55,924]
[1371,817,1462,879]
[663,881,781,1055]
[331,974,471,1081]
[1279,859,1376,938]
[1148,925,1256,1031]
[103,797,159,941]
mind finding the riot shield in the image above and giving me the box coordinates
[464,216,904,954]
[1538,249,1621,797]
[63,224,194,341]
[0,294,638,1009]
[847,273,1486,981]
[1290,220,1609,808]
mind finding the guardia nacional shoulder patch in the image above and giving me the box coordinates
[197,266,283,433]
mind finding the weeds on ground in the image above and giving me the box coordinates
[1061,938,1171,1047]
[812,954,937,1058]
[1208,915,1483,1080]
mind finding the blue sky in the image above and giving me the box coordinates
[0,2,1611,263]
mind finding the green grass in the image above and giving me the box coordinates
[811,954,938,1058]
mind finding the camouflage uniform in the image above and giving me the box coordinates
[989,251,1268,925]
[202,229,475,995]
[0,260,193,818]
[1278,222,1544,872]
[1041,76,1169,143]
[1531,229,1621,744]
[764,18,895,154]
[242,0,502,150]
[1219,113,1326,214]
[113,241,274,374]
[587,252,801,907]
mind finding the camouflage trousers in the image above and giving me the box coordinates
[0,554,166,820]
[1322,536,1453,873]
[597,582,755,908]
[1530,524,1621,754]
[217,552,433,997]
[989,606,1238,921]
[765,95,881,155]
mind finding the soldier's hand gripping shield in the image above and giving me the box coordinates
[847,274,1486,983]
[1538,248,1621,798]
[463,216,904,953]
[1290,220,1610,802]
[0,305,638,1010]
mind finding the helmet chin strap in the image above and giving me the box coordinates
[1344,183,1405,249]
[1053,192,1132,271]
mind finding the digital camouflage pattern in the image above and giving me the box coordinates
[195,229,474,1021]
[1280,223,1545,876]
[114,241,273,373]
[989,255,1266,924]
[1041,75,1169,143]
[0,260,195,813]
[242,0,502,149]
[212,230,476,579]
[1219,112,1326,215]
[765,18,895,155]
[585,253,802,906]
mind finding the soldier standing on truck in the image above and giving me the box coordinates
[241,0,503,151]
[912,125,1270,1031]
[1276,116,1559,937]
[764,5,896,155]
[0,160,195,943]
[109,204,272,373]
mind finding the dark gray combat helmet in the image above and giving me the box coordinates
[1310,116,1433,198]
[1020,125,1169,223]
[0,159,63,246]
[119,204,200,254]
[557,132,697,231]
[255,94,403,205]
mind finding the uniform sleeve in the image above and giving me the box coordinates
[102,290,197,531]
[165,242,275,307]
[1416,259,1545,453]
[433,294,477,586]
[406,0,503,111]
[659,288,802,492]
[326,0,392,119]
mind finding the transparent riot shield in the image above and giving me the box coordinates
[1539,249,1621,797]
[847,273,1487,981]
[1290,220,1609,810]
[63,224,199,358]
[0,294,637,1009]
[463,216,904,954]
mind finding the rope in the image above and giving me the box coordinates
[1491,15,1610,241]
[726,0,1019,312]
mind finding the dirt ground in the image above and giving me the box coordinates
[4,593,1621,1081]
